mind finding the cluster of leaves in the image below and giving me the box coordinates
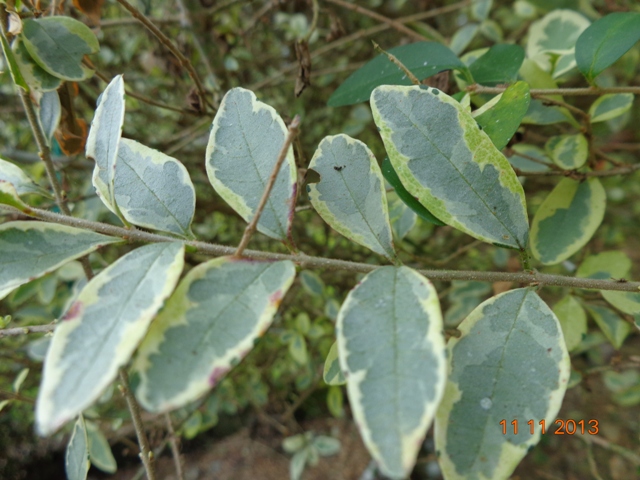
[1,1,640,480]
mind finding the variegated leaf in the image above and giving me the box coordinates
[589,94,634,123]
[87,75,125,218]
[545,134,588,170]
[337,266,446,479]
[0,156,47,196]
[0,221,120,301]
[530,178,605,265]
[308,135,396,261]
[114,138,195,237]
[553,295,587,351]
[134,257,296,412]
[436,288,570,480]
[323,341,346,386]
[66,415,89,480]
[584,304,632,349]
[11,37,61,92]
[0,180,29,212]
[205,87,297,241]
[36,242,184,436]
[38,90,62,146]
[371,85,529,249]
[86,421,117,474]
[508,144,552,173]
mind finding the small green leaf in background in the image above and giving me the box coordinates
[323,341,346,386]
[553,295,587,351]
[545,134,588,170]
[507,144,552,173]
[468,44,525,86]
[328,42,468,107]
[87,75,126,218]
[0,221,120,301]
[290,449,309,480]
[11,37,61,92]
[313,435,341,456]
[0,156,47,196]
[436,288,570,480]
[576,251,631,279]
[308,134,396,261]
[21,16,99,81]
[381,157,444,226]
[326,385,344,418]
[134,258,296,412]
[450,23,479,55]
[0,30,29,91]
[206,87,297,242]
[371,85,529,249]
[289,331,308,365]
[530,178,605,265]
[337,266,446,479]
[36,242,184,436]
[0,181,29,211]
[66,416,89,480]
[13,368,29,393]
[471,0,493,21]
[387,191,417,240]
[575,12,640,83]
[86,421,117,474]
[444,280,492,328]
[474,81,531,150]
[38,90,62,146]
[300,270,325,297]
[589,94,634,123]
[115,138,196,238]
[526,9,590,78]
[584,304,632,349]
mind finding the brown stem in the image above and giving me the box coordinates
[234,115,301,257]
[372,41,420,85]
[468,84,640,96]
[164,413,185,480]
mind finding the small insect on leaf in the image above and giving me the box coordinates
[333,165,346,172]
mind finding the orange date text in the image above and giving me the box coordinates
[499,419,599,435]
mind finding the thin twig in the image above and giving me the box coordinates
[579,434,640,467]
[0,324,55,338]
[302,0,319,43]
[372,41,420,85]
[537,96,589,118]
[513,163,640,178]
[164,413,185,480]
[114,0,211,113]
[119,369,157,480]
[100,16,182,28]
[468,84,640,96]
[585,441,605,480]
[234,115,301,257]
[5,205,640,293]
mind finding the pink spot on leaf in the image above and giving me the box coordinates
[62,302,83,321]
[208,366,230,387]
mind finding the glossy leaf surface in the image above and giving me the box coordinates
[468,44,525,86]
[337,266,445,478]
[135,257,296,412]
[36,243,184,436]
[371,85,529,249]
[11,37,61,91]
[436,288,570,480]
[308,135,395,261]
[589,94,634,123]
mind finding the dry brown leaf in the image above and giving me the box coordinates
[73,0,104,27]
[294,40,311,97]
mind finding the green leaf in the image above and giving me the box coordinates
[38,90,61,146]
[450,23,479,55]
[328,42,468,107]
[436,288,570,480]
[115,138,195,237]
[87,75,125,218]
[337,266,446,478]
[0,179,30,212]
[326,385,344,418]
[13,367,29,393]
[283,434,306,454]
[576,251,631,280]
[575,12,640,83]
[0,30,29,91]
[589,93,635,123]
[11,37,61,92]
[300,270,324,297]
[313,435,341,456]
[323,341,346,386]
[387,191,417,240]
[553,295,587,351]
[0,221,120,301]
[134,257,296,412]
[545,134,588,170]
[308,135,396,261]
[469,44,525,86]
[206,88,297,242]
[584,304,632,349]
[474,81,531,150]
[381,157,444,226]
[526,9,590,78]
[530,178,605,265]
[519,59,575,126]
[471,0,493,21]
[289,331,308,365]
[0,156,46,197]
[65,416,89,480]
[508,144,551,173]
[444,280,491,328]
[35,242,185,436]
[86,421,117,474]
[21,16,99,81]
[602,291,640,316]
[290,449,309,480]
[371,85,529,249]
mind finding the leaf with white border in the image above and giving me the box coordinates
[545,134,588,170]
[11,37,61,92]
[308,135,396,261]
[65,416,89,480]
[435,288,570,480]
[337,266,446,479]
[35,242,184,436]
[553,295,587,351]
[584,304,632,349]
[206,88,297,242]
[323,341,345,386]
[0,221,120,301]
[86,421,117,474]
[87,75,125,218]
[371,85,529,249]
[114,138,195,237]
[589,94,634,123]
[134,257,296,412]
[0,156,48,197]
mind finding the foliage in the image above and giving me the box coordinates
[1,1,640,480]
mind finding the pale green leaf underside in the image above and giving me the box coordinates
[337,266,446,479]
[545,134,588,170]
[553,295,587,351]
[36,242,184,436]
[39,90,62,146]
[205,87,296,241]
[66,416,89,480]
[134,257,296,412]
[87,75,125,216]
[589,94,634,123]
[530,178,605,265]
[584,304,632,349]
[308,134,395,261]
[86,421,117,474]
[323,341,346,386]
[371,85,529,249]
[115,138,195,237]
[0,221,120,301]
[0,181,29,213]
[0,156,47,196]
[436,288,570,480]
